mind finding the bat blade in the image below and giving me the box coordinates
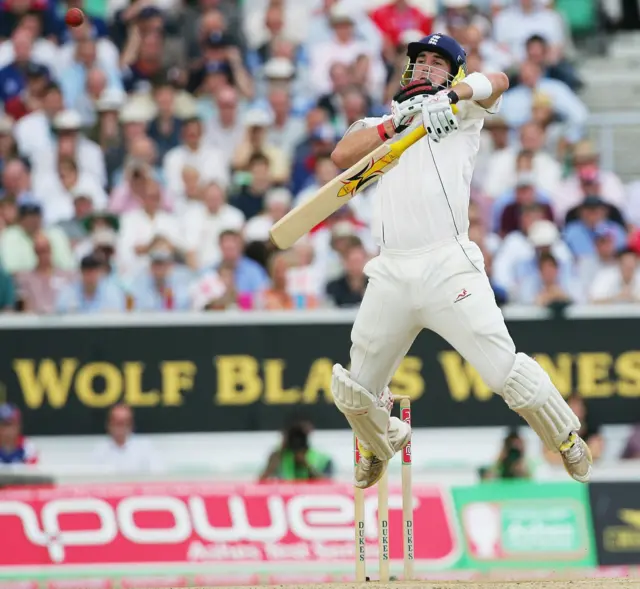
[269,124,427,250]
[269,144,399,250]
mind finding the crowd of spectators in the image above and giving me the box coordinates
[0,0,637,314]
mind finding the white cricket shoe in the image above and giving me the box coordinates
[560,432,593,483]
[355,416,411,489]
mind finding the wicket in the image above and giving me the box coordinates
[354,396,413,582]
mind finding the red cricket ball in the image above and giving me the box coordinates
[65,7,85,27]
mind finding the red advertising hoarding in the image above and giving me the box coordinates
[0,482,460,572]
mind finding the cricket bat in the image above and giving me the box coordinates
[269,123,427,250]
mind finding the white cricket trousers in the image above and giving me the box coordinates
[350,234,517,396]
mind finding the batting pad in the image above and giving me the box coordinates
[501,353,580,451]
[331,364,396,460]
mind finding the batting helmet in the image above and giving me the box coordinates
[402,33,467,88]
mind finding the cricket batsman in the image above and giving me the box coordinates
[329,33,592,489]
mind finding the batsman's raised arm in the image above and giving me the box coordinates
[331,124,393,170]
[331,81,438,169]
[332,71,509,170]
[446,71,510,110]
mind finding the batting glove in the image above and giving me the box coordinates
[390,94,426,134]
[421,93,459,143]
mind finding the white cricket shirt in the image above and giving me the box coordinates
[350,99,501,251]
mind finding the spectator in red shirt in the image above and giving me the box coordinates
[0,403,38,465]
[370,0,433,50]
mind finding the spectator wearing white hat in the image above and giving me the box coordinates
[86,88,125,149]
[261,51,296,82]
[104,100,152,186]
[33,156,108,226]
[244,187,292,244]
[251,30,300,74]
[163,116,229,206]
[31,110,107,191]
[232,109,290,184]
[492,215,575,303]
[181,181,245,270]
[254,55,313,117]
[13,82,64,160]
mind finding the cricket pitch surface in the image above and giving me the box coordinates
[203,580,640,589]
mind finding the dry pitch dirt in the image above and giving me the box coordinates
[209,580,640,589]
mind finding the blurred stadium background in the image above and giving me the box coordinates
[0,0,640,586]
